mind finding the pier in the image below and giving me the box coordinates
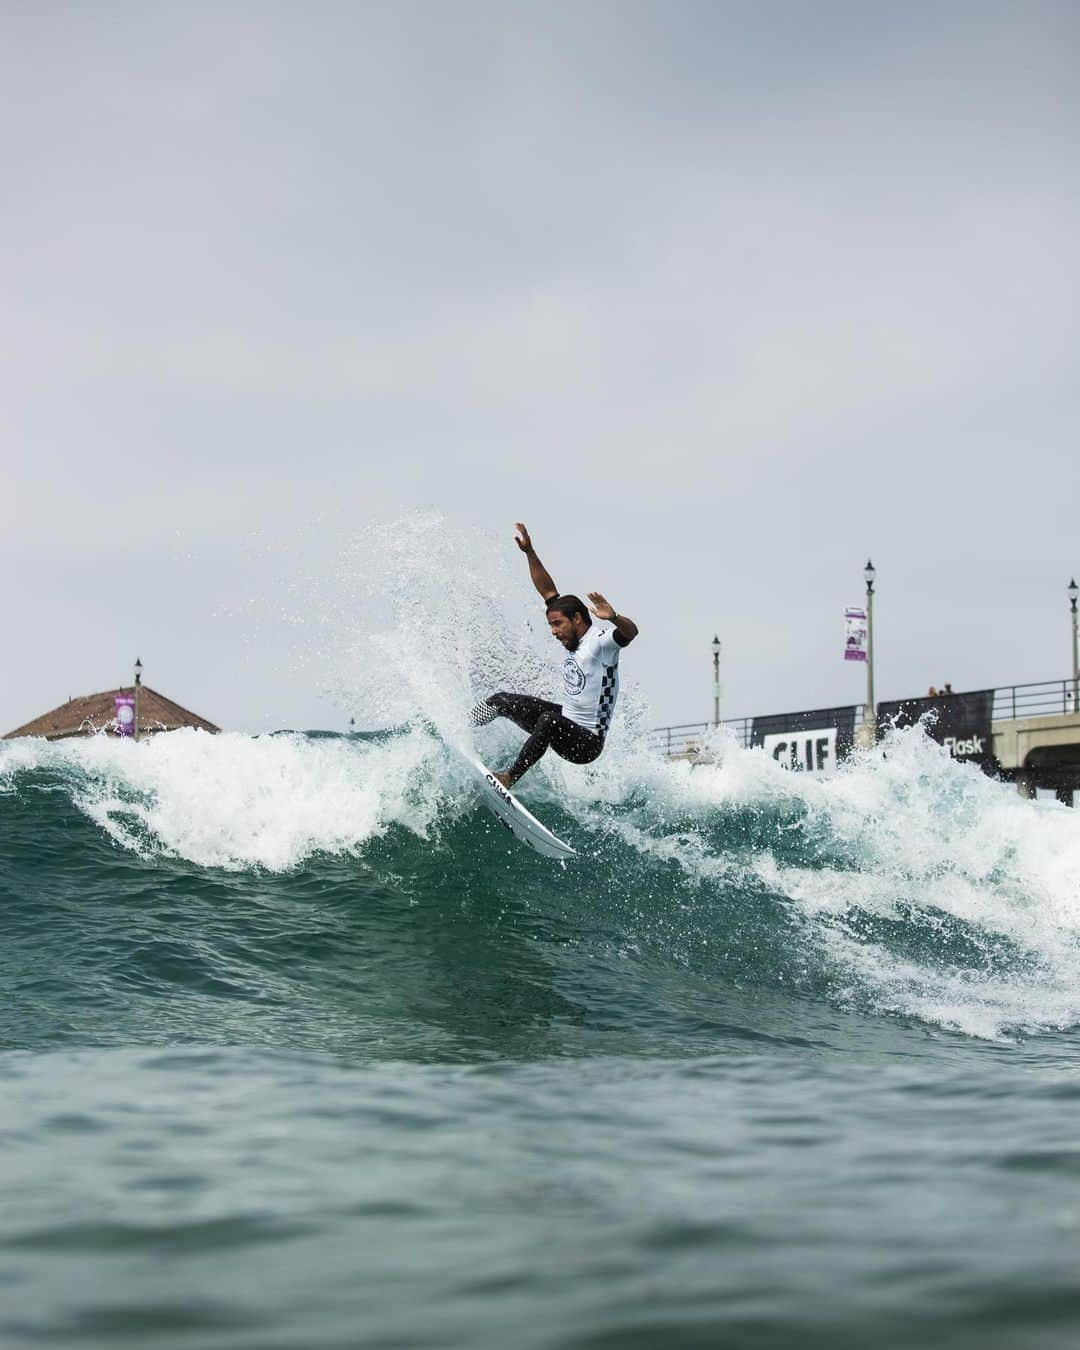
[650,678,1080,803]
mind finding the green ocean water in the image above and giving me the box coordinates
[3,725,1080,1349]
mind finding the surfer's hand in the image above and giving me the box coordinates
[587,592,616,620]
[515,522,532,553]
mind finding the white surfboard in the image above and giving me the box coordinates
[465,754,576,860]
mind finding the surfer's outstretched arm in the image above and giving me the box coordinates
[588,592,639,645]
[515,522,558,602]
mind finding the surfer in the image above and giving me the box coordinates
[471,523,639,788]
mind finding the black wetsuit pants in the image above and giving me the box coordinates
[473,692,604,784]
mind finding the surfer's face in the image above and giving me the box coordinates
[547,610,588,651]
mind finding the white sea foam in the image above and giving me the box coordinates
[0,727,466,872]
[551,722,1080,1040]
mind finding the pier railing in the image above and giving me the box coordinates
[991,678,1079,721]
[647,720,739,759]
[649,678,1079,758]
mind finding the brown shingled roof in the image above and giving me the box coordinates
[3,686,220,740]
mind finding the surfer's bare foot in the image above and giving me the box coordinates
[493,771,514,789]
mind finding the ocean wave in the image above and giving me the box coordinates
[3,721,1080,1044]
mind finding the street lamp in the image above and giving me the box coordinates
[134,657,142,742]
[711,635,722,727]
[1069,578,1078,713]
[862,560,876,742]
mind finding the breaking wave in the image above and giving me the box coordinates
[3,714,1079,1044]
[3,514,1079,1047]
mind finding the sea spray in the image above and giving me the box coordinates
[276,512,560,742]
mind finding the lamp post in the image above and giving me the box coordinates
[862,560,876,743]
[711,635,721,727]
[1069,578,1078,713]
[134,657,142,742]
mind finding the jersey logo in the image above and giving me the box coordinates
[563,656,586,696]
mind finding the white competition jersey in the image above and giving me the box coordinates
[560,622,622,735]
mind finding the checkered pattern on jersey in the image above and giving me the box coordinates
[596,664,618,736]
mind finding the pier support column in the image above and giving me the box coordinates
[1055,786,1075,807]
[1017,772,1036,800]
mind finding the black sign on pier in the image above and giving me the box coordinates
[875,690,997,774]
[750,705,858,774]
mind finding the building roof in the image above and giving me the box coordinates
[3,686,221,740]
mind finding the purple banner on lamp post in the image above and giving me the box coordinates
[844,607,867,662]
[114,694,136,736]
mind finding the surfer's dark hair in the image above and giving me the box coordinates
[545,594,590,624]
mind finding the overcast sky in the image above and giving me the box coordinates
[3,1,1078,734]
